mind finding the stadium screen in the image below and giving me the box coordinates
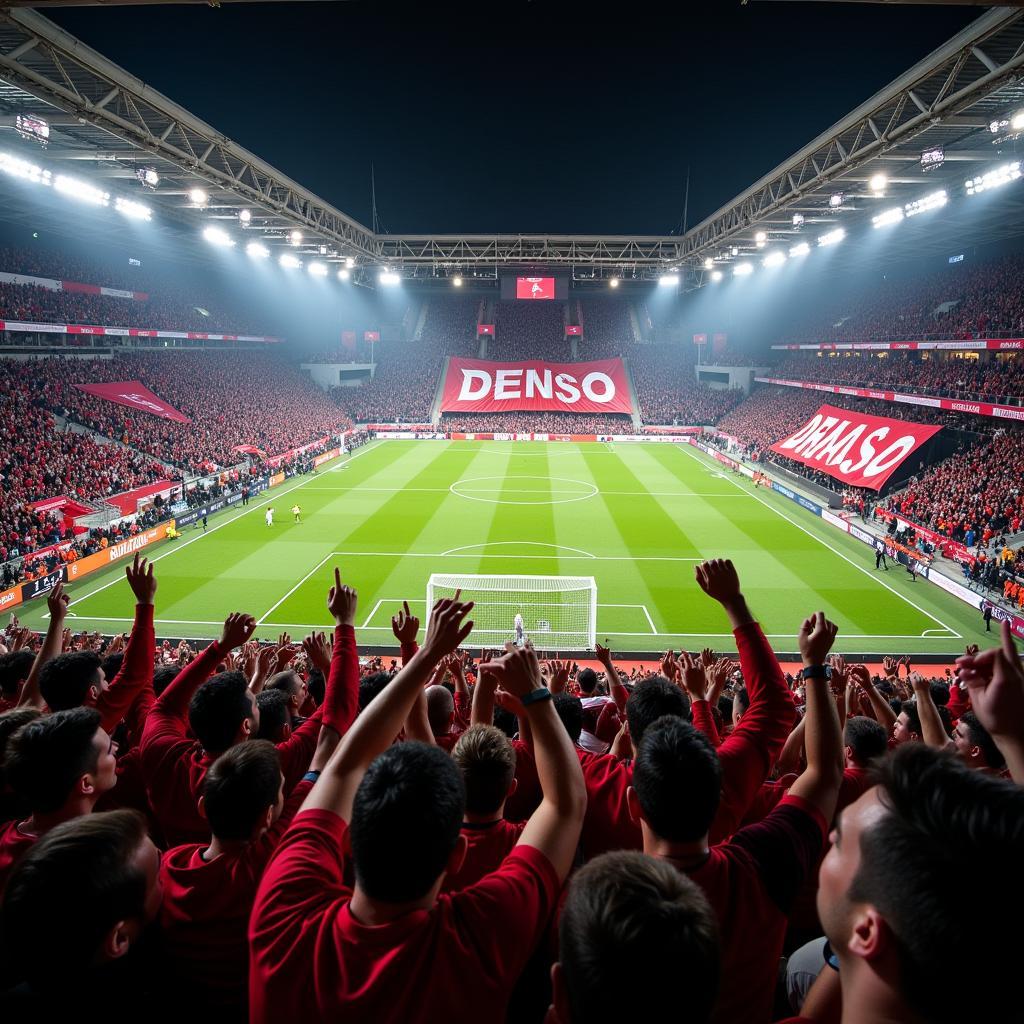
[920,147,944,172]
[501,276,568,300]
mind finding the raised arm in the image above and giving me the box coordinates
[391,601,420,665]
[487,643,586,881]
[470,650,496,727]
[17,582,70,709]
[788,612,844,822]
[595,643,628,714]
[910,673,955,752]
[850,664,897,733]
[300,597,474,820]
[678,650,721,748]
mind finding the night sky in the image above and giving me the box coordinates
[46,2,978,236]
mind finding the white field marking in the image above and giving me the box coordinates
[54,616,971,643]
[328,550,703,562]
[678,445,963,639]
[256,551,335,625]
[361,599,384,629]
[450,475,598,506]
[441,541,596,558]
[922,628,958,637]
[641,604,657,633]
[46,440,386,617]
[289,485,747,498]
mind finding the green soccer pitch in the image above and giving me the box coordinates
[16,439,993,655]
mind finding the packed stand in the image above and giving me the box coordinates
[572,297,636,359]
[486,301,572,362]
[630,345,745,425]
[439,412,637,435]
[0,556,1020,1023]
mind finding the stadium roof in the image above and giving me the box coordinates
[0,6,1023,287]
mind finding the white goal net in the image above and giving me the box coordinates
[426,573,597,651]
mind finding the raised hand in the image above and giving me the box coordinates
[700,647,717,669]
[677,650,709,701]
[125,553,157,605]
[391,600,420,645]
[302,630,331,674]
[882,655,899,678]
[46,581,70,624]
[326,568,357,626]
[798,611,839,667]
[487,642,544,697]
[595,642,614,668]
[220,612,258,651]
[660,649,678,681]
[956,621,1024,742]
[422,597,474,659]
[694,559,741,604]
[548,658,570,694]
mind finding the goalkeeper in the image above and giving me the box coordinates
[514,611,526,648]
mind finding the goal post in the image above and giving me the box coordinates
[426,574,597,651]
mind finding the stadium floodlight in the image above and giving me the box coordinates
[308,261,328,278]
[246,241,270,259]
[703,257,714,270]
[345,256,355,269]
[754,230,767,248]
[609,277,619,288]
[136,167,160,189]
[338,268,351,281]
[658,273,680,286]
[319,244,328,255]
[15,113,49,146]
[1013,111,1024,133]
[279,253,302,269]
[762,251,786,268]
[114,196,152,221]
[869,173,887,194]
[905,189,947,217]
[733,262,753,277]
[289,230,303,246]
[965,161,1022,196]
[872,206,904,229]
[202,225,235,247]
[0,151,51,185]
[426,573,597,651]
[792,213,805,228]
[238,209,251,224]
[189,188,208,206]
[817,228,845,248]
[789,241,811,258]
[730,246,739,256]
[453,275,463,287]
[54,175,109,206]
[829,192,844,209]
[710,270,723,282]
[379,269,401,285]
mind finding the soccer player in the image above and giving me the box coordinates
[291,504,301,523]
[514,611,525,647]
[265,507,274,527]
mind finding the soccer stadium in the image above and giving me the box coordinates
[0,2,1023,1022]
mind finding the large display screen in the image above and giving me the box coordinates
[516,276,556,300]
[501,276,567,300]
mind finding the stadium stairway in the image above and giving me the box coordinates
[430,356,450,425]
[623,360,643,430]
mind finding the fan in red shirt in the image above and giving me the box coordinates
[249,598,586,1024]
[0,650,34,714]
[628,593,844,1024]
[0,705,119,893]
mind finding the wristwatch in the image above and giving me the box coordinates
[801,665,832,680]
[520,687,554,707]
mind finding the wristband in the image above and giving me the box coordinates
[520,687,554,707]
[302,770,322,783]
[801,665,832,680]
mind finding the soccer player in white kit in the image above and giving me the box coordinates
[514,612,525,647]
[265,507,274,527]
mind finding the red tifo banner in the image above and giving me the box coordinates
[441,357,633,414]
[566,325,583,336]
[477,324,495,336]
[74,381,191,423]
[769,403,941,491]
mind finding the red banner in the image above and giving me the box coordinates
[477,324,495,336]
[769,403,942,491]
[516,277,555,300]
[73,380,191,423]
[364,331,380,343]
[566,325,583,336]
[693,333,707,346]
[440,358,633,414]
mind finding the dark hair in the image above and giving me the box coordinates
[452,725,516,816]
[350,742,465,902]
[2,810,150,985]
[152,665,179,697]
[898,699,922,736]
[202,740,282,840]
[307,667,325,707]
[633,716,721,842]
[0,708,42,803]
[959,711,1005,770]
[100,652,124,684]
[267,670,302,698]
[0,650,35,697]
[38,651,102,712]
[559,851,719,1024]
[844,716,888,766]
[6,707,102,813]
[734,687,751,716]
[358,671,390,712]
[851,746,1024,1022]
[492,705,518,739]
[553,692,584,744]
[577,667,598,695]
[188,671,253,754]
[626,676,690,745]
[929,681,950,708]
[256,689,291,740]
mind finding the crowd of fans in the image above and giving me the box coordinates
[486,301,573,362]
[629,346,745,425]
[772,354,1024,403]
[0,558,1020,1022]
[439,412,637,435]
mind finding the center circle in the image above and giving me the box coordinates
[449,475,599,506]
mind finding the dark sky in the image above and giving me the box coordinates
[47,1,978,236]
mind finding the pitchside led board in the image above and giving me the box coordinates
[500,276,569,301]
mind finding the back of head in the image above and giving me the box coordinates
[38,651,102,712]
[101,652,124,684]
[558,851,719,1024]
[152,665,179,697]
[6,707,101,813]
[203,740,282,840]
[844,716,888,767]
[0,708,42,800]
[2,810,150,987]
[266,670,301,700]
[633,716,721,842]
[0,650,35,698]
[851,745,1024,1022]
[553,692,584,744]
[188,671,252,753]
[577,667,598,696]
[358,671,390,712]
[350,741,465,903]
[307,667,325,707]
[452,725,516,817]
[626,676,690,745]
[256,689,291,741]
[425,684,454,735]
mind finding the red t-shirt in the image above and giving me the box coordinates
[249,809,560,1023]
[0,818,39,895]
[157,780,313,1011]
[441,818,526,892]
[683,794,827,1024]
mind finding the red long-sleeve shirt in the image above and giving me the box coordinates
[94,603,155,738]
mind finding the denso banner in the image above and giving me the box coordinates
[74,381,191,423]
[769,403,941,491]
[441,358,633,414]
